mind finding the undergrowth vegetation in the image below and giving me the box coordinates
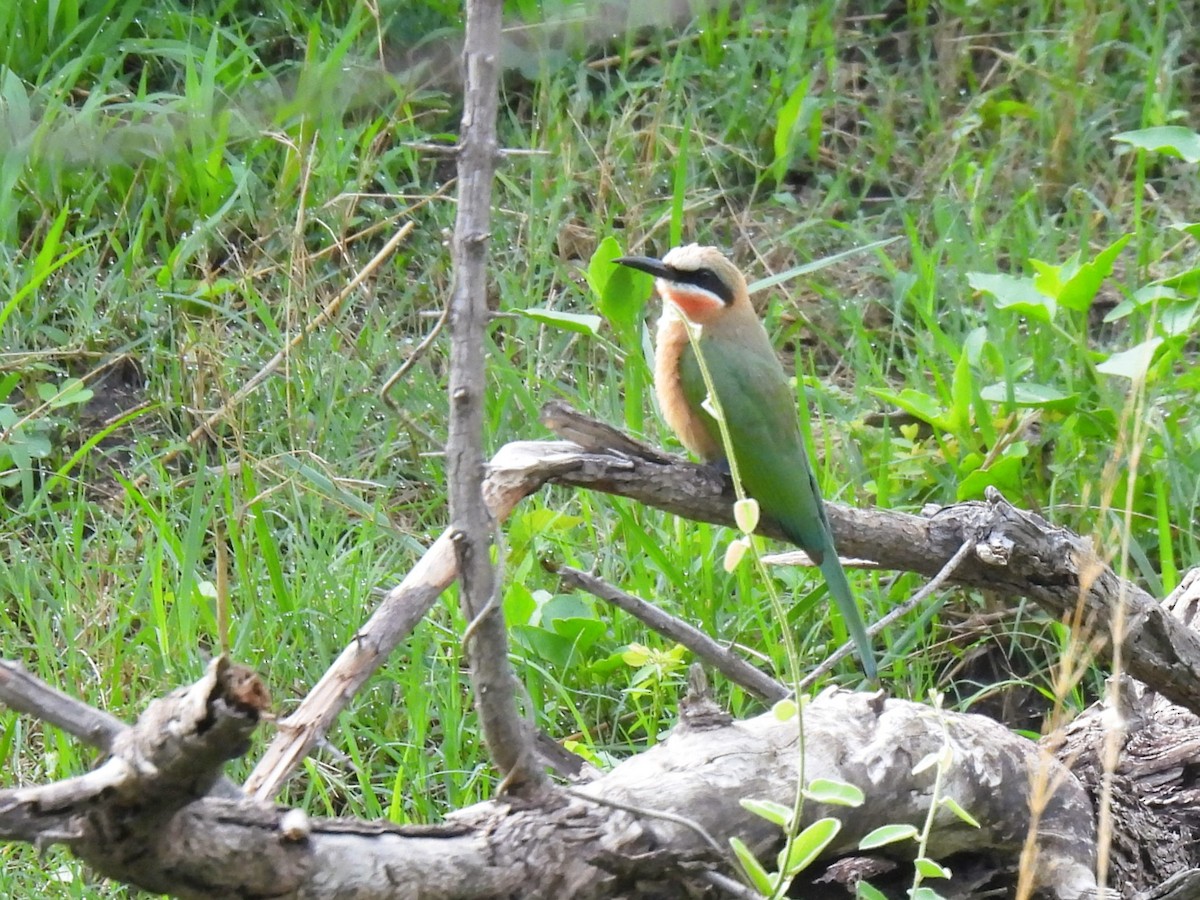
[1,0,1198,894]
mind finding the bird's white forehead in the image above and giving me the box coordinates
[661,243,720,271]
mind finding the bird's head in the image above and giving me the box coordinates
[614,244,748,325]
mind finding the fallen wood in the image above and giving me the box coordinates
[0,659,1098,898]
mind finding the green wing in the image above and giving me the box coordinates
[678,333,828,557]
[679,333,878,679]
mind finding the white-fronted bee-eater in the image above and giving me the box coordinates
[616,244,877,679]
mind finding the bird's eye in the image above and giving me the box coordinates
[677,267,733,305]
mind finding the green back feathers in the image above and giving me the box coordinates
[677,331,831,560]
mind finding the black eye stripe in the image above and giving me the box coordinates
[665,266,734,305]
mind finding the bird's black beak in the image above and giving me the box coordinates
[613,255,672,280]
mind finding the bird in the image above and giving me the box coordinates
[614,244,877,680]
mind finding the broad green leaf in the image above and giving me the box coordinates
[729,837,774,894]
[36,378,93,409]
[10,428,52,459]
[503,583,538,626]
[516,308,602,336]
[910,888,948,900]
[601,264,653,332]
[778,817,841,875]
[1161,301,1198,337]
[939,796,981,828]
[1102,284,1180,323]
[1096,338,1164,380]
[621,643,652,667]
[979,96,1037,124]
[588,236,653,333]
[803,778,865,807]
[773,697,798,721]
[914,856,951,878]
[537,593,595,627]
[586,236,622,297]
[962,325,988,365]
[1056,234,1131,312]
[0,373,18,403]
[858,823,919,849]
[512,625,577,671]
[856,881,889,899]
[1113,125,1200,164]
[868,388,950,432]
[740,797,792,828]
[967,271,1054,321]
[550,617,606,654]
[979,382,1077,411]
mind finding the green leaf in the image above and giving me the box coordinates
[601,266,654,333]
[740,797,793,828]
[778,817,841,876]
[773,75,813,186]
[729,837,775,894]
[1096,337,1164,380]
[957,449,1026,501]
[979,382,1078,411]
[1113,125,1200,164]
[773,697,798,721]
[868,387,950,432]
[503,583,538,626]
[588,236,653,333]
[550,617,606,655]
[967,271,1054,321]
[10,428,52,459]
[621,643,652,667]
[1161,301,1198,337]
[36,378,94,409]
[516,308,602,336]
[914,857,951,878]
[858,823,919,849]
[856,881,889,900]
[1173,222,1200,240]
[586,236,622,297]
[512,625,577,671]
[1056,234,1131,312]
[939,796,981,828]
[949,345,973,435]
[1102,284,1180,323]
[910,888,948,900]
[803,778,865,807]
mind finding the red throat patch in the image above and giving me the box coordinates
[660,285,725,323]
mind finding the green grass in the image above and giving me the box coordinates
[2,0,1199,894]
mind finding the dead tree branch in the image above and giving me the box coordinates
[446,0,547,796]
[554,564,790,703]
[0,662,1098,899]
[528,401,1200,717]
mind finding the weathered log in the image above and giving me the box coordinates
[0,660,1097,898]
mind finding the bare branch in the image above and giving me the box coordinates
[796,537,978,689]
[554,564,789,703]
[0,667,1098,899]
[517,408,1200,717]
[445,0,547,795]
[0,659,125,752]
